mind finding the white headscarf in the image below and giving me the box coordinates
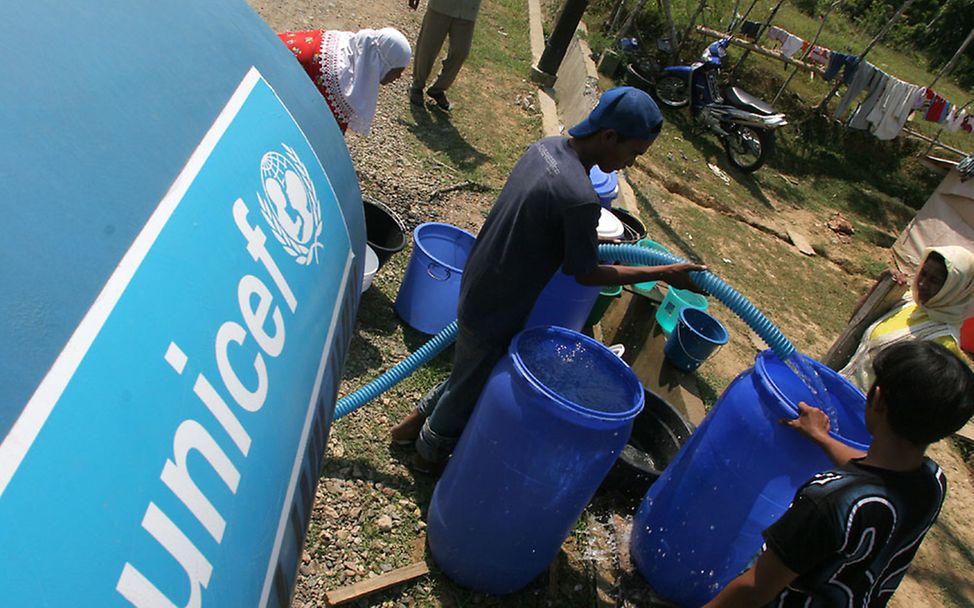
[908,245,974,326]
[840,245,974,389]
[319,28,411,135]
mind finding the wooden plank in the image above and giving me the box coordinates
[325,562,429,606]
[821,274,905,370]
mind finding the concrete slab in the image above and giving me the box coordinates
[537,87,561,137]
[787,229,816,256]
[599,289,708,426]
[527,0,546,64]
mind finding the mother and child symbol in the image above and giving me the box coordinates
[378,179,868,606]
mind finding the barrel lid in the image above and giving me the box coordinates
[598,207,625,240]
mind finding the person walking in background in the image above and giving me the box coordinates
[278,28,411,135]
[705,341,974,607]
[407,0,482,111]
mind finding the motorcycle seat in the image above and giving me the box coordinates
[724,86,776,116]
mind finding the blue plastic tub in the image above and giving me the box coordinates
[395,223,476,334]
[428,326,645,594]
[525,269,602,331]
[630,351,871,606]
[663,307,729,372]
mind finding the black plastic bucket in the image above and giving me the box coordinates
[363,198,406,268]
[609,207,647,243]
[602,388,694,496]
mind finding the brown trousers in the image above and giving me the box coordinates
[411,8,476,94]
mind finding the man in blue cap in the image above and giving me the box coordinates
[391,87,706,471]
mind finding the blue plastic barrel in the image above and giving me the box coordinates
[589,165,619,207]
[428,326,645,594]
[630,351,871,606]
[663,307,729,372]
[395,223,476,334]
[525,269,602,331]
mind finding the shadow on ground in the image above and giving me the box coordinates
[400,104,491,172]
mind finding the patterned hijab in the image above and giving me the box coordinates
[321,28,411,135]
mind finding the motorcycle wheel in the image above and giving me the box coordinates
[723,126,773,172]
[625,62,655,93]
[654,74,689,108]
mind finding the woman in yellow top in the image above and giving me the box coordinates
[840,246,974,390]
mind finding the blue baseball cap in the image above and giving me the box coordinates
[568,86,663,141]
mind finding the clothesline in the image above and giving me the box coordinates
[696,24,973,147]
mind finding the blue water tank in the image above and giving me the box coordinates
[0,2,363,606]
[630,351,871,606]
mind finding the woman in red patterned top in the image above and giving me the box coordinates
[278,28,411,135]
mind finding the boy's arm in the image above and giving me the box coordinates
[703,548,798,607]
[783,401,866,466]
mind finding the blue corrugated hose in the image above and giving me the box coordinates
[334,243,794,419]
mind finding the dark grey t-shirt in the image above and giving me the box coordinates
[458,137,601,345]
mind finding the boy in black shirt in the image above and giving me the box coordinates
[706,341,974,607]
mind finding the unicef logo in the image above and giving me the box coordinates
[256,144,323,265]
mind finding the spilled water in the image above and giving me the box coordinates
[783,354,841,433]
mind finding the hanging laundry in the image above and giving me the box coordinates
[824,52,858,82]
[925,95,949,122]
[740,20,761,40]
[806,45,831,66]
[767,26,787,44]
[911,87,930,111]
[847,69,890,130]
[869,79,920,140]
[835,61,877,119]
[766,26,806,58]
[961,115,973,134]
[944,108,967,133]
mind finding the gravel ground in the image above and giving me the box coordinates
[246,3,547,608]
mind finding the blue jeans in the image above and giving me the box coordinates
[415,324,507,462]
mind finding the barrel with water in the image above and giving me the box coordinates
[0,2,362,605]
[428,326,644,593]
[630,351,871,606]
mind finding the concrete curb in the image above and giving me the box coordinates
[526,0,640,216]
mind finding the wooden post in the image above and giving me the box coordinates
[772,1,839,104]
[928,27,974,91]
[613,0,648,40]
[816,0,917,112]
[661,0,679,54]
[726,0,742,31]
[729,0,787,81]
[675,0,708,60]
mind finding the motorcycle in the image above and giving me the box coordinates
[641,39,788,172]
